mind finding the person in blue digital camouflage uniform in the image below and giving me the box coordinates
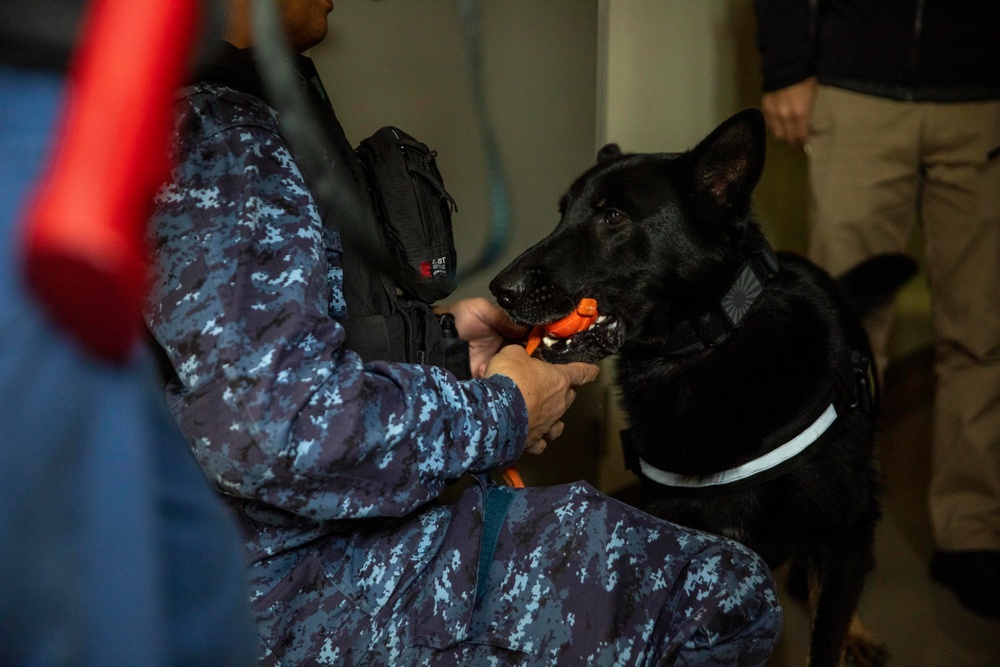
[144,0,783,664]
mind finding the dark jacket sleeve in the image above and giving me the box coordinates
[146,85,528,522]
[754,0,818,92]
[0,0,86,70]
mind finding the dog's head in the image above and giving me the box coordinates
[490,108,768,363]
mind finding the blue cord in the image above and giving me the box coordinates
[455,0,511,281]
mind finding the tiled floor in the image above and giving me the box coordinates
[765,347,1000,666]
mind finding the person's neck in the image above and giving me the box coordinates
[223,8,252,49]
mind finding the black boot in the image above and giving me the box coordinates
[929,550,1000,619]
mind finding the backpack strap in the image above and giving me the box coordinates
[194,43,470,376]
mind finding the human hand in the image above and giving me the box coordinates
[485,344,600,455]
[439,298,528,378]
[760,77,817,151]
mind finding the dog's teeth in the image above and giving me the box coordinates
[596,316,607,324]
[543,335,558,348]
[608,321,618,329]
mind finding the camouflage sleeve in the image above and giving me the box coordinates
[146,87,528,522]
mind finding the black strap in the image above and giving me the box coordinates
[287,56,400,322]
[193,43,471,375]
[663,245,780,356]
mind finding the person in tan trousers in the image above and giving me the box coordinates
[754,0,1000,619]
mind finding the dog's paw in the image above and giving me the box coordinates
[842,621,890,667]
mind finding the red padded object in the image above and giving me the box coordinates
[21,0,199,361]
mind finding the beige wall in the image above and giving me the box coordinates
[311,0,600,301]
[601,0,750,151]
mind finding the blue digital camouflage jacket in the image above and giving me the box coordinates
[146,82,528,558]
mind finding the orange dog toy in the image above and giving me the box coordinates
[524,298,599,356]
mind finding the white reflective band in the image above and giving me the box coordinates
[638,402,838,488]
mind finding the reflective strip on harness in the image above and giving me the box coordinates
[638,402,838,490]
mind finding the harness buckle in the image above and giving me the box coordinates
[850,353,876,416]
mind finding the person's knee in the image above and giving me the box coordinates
[668,538,783,664]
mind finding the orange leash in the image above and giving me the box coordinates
[502,466,525,489]
[513,298,601,487]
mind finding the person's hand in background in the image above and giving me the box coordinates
[761,76,817,151]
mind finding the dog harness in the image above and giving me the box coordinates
[638,404,837,491]
[622,241,876,496]
[623,350,875,497]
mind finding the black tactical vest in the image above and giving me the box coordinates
[195,42,470,378]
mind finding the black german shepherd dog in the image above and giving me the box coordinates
[490,109,916,667]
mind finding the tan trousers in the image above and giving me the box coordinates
[807,85,1000,551]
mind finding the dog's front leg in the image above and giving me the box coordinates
[842,615,889,666]
[806,538,887,667]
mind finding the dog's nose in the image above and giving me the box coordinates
[489,274,525,310]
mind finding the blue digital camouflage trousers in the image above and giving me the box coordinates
[248,477,781,666]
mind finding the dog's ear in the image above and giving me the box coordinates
[688,108,765,214]
[597,143,624,165]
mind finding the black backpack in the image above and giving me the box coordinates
[355,126,458,304]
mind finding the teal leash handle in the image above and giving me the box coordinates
[476,484,514,600]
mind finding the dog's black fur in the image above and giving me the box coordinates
[490,109,916,667]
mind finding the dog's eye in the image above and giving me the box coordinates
[603,209,627,225]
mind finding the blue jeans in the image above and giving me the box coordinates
[0,64,256,667]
